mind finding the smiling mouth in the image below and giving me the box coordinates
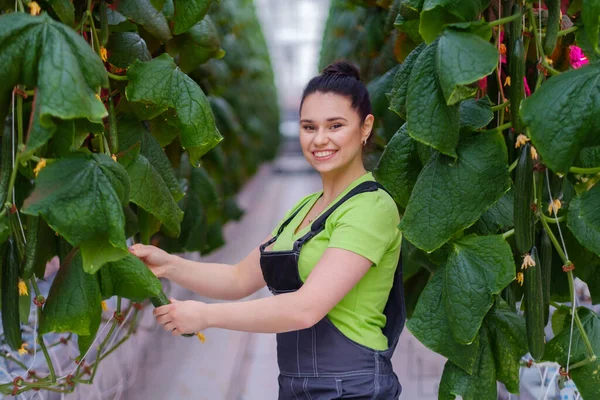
[312,150,338,161]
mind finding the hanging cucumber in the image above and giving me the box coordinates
[0,119,13,207]
[539,229,552,325]
[22,215,39,279]
[514,143,534,255]
[524,246,545,361]
[508,4,523,57]
[543,0,560,56]
[2,237,23,351]
[510,37,526,134]
[150,292,195,338]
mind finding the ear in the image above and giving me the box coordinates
[361,114,375,141]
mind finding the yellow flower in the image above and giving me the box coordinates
[17,343,28,356]
[530,146,538,160]
[33,158,46,177]
[516,272,524,286]
[18,279,28,296]
[521,253,536,270]
[196,332,206,343]
[515,134,530,148]
[29,2,41,16]
[544,56,554,65]
[95,93,102,101]
[100,47,108,62]
[499,43,506,55]
[101,301,108,311]
[548,199,562,215]
[504,76,511,86]
[111,154,117,162]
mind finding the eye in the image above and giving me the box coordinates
[330,123,342,130]
[303,125,316,131]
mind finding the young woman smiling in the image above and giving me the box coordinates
[128,61,405,399]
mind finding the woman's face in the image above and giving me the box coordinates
[299,92,373,175]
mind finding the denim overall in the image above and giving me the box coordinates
[260,181,406,399]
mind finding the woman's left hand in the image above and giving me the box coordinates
[154,298,209,335]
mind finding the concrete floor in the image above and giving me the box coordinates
[116,145,446,400]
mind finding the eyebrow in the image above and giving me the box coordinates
[300,117,348,123]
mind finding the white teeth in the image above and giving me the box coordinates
[314,151,336,157]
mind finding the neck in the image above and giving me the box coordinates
[319,161,368,206]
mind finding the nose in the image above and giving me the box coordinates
[313,127,329,146]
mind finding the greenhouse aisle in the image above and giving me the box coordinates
[121,140,446,400]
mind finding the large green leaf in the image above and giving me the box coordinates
[473,187,514,235]
[117,0,172,42]
[445,235,515,344]
[107,32,152,69]
[438,329,497,400]
[40,249,101,336]
[166,16,224,73]
[583,0,600,53]
[485,300,528,394]
[48,0,75,27]
[22,153,130,273]
[126,53,223,166]
[388,42,426,119]
[544,307,600,399]
[118,115,183,236]
[520,63,600,173]
[171,0,213,35]
[374,124,422,208]
[100,254,162,301]
[419,0,489,43]
[0,13,107,126]
[568,183,600,256]
[459,97,493,130]
[399,132,511,252]
[437,29,498,105]
[407,268,480,373]
[406,41,460,157]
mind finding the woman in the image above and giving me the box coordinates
[128,61,405,399]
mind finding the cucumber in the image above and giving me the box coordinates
[510,37,526,134]
[150,291,195,338]
[0,119,13,207]
[22,215,39,279]
[514,143,534,255]
[2,237,23,350]
[543,0,560,56]
[508,4,523,57]
[539,229,552,325]
[524,246,545,361]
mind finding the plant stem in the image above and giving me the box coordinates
[540,216,568,265]
[566,271,597,365]
[557,26,578,36]
[87,320,118,384]
[106,71,128,81]
[502,228,514,240]
[491,101,509,112]
[29,275,41,296]
[4,153,21,208]
[16,0,24,12]
[482,122,511,134]
[488,12,523,27]
[17,88,23,147]
[87,10,101,54]
[116,297,122,313]
[570,166,600,174]
[528,7,546,60]
[37,332,56,384]
[542,214,565,224]
[508,158,518,173]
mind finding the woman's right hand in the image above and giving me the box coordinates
[128,244,176,279]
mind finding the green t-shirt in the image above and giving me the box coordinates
[270,171,402,350]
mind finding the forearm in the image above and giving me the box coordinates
[167,256,242,301]
[205,292,314,333]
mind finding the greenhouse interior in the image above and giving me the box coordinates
[0,0,599,399]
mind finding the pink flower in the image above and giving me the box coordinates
[524,77,531,97]
[569,46,589,69]
[478,76,487,92]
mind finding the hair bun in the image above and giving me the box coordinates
[321,60,361,81]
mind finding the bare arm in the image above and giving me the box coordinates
[154,247,373,334]
[130,235,271,301]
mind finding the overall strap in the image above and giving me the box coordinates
[276,198,313,237]
[293,181,388,251]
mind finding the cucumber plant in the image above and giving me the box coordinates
[322,0,600,398]
[0,0,279,395]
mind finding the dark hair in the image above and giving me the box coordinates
[300,61,373,147]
